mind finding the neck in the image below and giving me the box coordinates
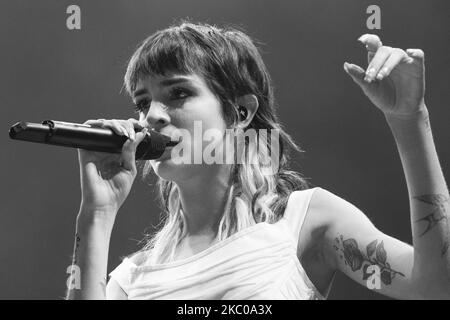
[176,165,232,236]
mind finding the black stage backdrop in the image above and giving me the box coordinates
[0,0,448,299]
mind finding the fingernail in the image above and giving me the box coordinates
[343,62,349,72]
[376,70,385,80]
[122,128,129,138]
[366,67,375,76]
[376,67,388,81]
[365,68,375,82]
[357,34,368,43]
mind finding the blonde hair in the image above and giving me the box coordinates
[124,20,311,264]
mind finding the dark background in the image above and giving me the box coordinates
[0,0,448,299]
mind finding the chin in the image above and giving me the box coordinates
[151,158,177,180]
[151,158,210,182]
[151,159,198,182]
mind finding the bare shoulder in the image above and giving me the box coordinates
[294,187,337,260]
[298,186,381,272]
[305,187,378,237]
[292,187,341,296]
[301,187,372,234]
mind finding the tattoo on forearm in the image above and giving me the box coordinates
[414,194,450,255]
[334,234,405,285]
[73,233,81,265]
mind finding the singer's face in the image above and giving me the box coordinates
[132,73,229,182]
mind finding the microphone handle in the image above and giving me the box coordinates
[9,120,174,160]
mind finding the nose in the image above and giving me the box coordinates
[144,102,170,131]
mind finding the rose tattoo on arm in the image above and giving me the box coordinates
[334,234,405,285]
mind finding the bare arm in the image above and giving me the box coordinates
[317,107,450,298]
[385,107,449,281]
[65,209,115,300]
[317,34,450,298]
[66,119,147,299]
[314,146,449,299]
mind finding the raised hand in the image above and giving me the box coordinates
[344,34,426,117]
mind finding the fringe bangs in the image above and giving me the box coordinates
[126,21,311,265]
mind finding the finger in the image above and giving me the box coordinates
[127,118,145,130]
[94,119,127,137]
[406,48,425,61]
[127,118,146,141]
[83,119,105,126]
[119,119,136,141]
[364,46,393,83]
[358,34,383,64]
[110,119,131,139]
[343,62,370,91]
[367,51,375,65]
[84,119,126,137]
[121,128,148,171]
[375,48,410,81]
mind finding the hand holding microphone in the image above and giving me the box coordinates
[9,118,179,219]
[77,118,148,216]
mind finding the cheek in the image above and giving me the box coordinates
[178,96,226,133]
[196,100,227,151]
[199,97,226,130]
[169,95,228,162]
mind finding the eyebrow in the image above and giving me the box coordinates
[160,77,192,87]
[132,76,194,98]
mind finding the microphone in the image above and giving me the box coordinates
[8,120,179,160]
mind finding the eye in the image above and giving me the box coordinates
[169,87,191,100]
[133,98,151,114]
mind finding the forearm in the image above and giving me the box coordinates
[65,209,116,300]
[385,106,450,290]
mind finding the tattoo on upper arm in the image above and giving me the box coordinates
[414,194,450,255]
[71,233,81,265]
[334,234,405,286]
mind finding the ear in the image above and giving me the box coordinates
[236,94,259,127]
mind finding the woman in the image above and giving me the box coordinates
[66,21,450,299]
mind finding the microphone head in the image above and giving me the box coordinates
[135,130,179,160]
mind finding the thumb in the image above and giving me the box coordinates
[343,62,369,90]
[121,128,148,171]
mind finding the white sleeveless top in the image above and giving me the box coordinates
[108,187,325,300]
